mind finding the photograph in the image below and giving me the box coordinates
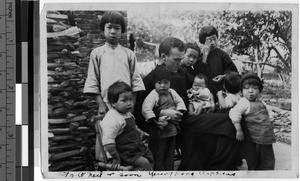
[39,2,298,178]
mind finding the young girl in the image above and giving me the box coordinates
[229,73,275,170]
[98,81,153,171]
[217,72,241,110]
[187,73,215,115]
[142,67,186,170]
[84,11,145,116]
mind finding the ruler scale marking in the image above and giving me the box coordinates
[1,0,16,181]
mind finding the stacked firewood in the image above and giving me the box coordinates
[47,11,96,171]
[47,11,101,171]
[47,11,129,171]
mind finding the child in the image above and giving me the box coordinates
[142,67,187,170]
[229,73,275,170]
[180,42,201,77]
[187,73,215,115]
[98,81,153,171]
[84,11,145,116]
[217,72,241,110]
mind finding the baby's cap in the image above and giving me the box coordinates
[241,73,263,92]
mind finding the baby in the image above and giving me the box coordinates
[187,73,215,115]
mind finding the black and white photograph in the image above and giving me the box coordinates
[39,2,298,178]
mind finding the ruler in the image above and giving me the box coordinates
[0,0,16,180]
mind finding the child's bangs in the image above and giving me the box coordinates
[242,78,260,87]
[107,13,125,26]
[100,11,126,33]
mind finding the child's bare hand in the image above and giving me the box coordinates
[236,131,244,141]
[156,117,168,130]
[217,90,224,97]
[98,102,108,116]
[91,114,104,123]
[160,109,183,121]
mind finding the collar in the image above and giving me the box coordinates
[105,42,119,49]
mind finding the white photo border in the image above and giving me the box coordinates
[39,2,299,179]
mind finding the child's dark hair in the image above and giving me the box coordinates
[224,72,241,94]
[152,66,172,84]
[194,73,208,86]
[99,11,126,33]
[185,42,201,54]
[159,37,185,57]
[241,73,263,92]
[107,81,132,104]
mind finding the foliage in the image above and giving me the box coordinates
[128,10,292,78]
[222,11,292,76]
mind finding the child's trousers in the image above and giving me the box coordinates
[132,150,154,171]
[242,142,275,170]
[149,136,176,171]
[240,116,275,170]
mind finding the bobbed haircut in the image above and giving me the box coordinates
[107,81,132,104]
[194,73,208,86]
[185,42,201,54]
[241,73,263,92]
[223,72,241,94]
[198,26,219,44]
[158,37,185,57]
[99,11,126,33]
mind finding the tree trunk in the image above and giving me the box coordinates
[254,46,262,78]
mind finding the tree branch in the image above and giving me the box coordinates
[242,60,284,72]
[274,22,291,52]
[270,46,291,72]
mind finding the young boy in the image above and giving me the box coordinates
[98,81,153,171]
[180,42,201,77]
[217,72,241,110]
[187,73,215,115]
[84,11,145,116]
[142,66,186,170]
[229,73,275,170]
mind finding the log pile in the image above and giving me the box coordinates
[47,11,128,171]
[272,110,292,145]
[265,99,292,145]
